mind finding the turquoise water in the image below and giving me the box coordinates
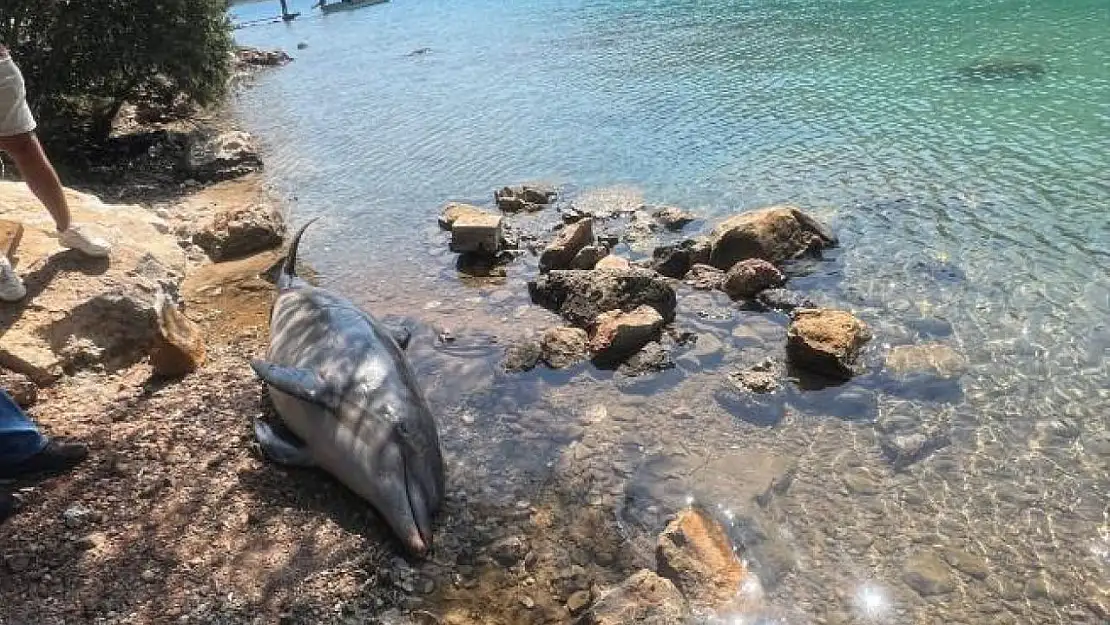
[230,1,1110,622]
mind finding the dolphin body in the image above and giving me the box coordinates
[250,218,445,555]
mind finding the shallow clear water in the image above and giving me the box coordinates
[230,0,1109,621]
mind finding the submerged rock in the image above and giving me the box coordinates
[148,293,206,378]
[709,205,836,269]
[650,237,710,279]
[651,206,697,230]
[503,341,542,372]
[683,264,725,291]
[879,429,951,471]
[590,306,664,362]
[884,343,966,377]
[720,258,785,300]
[539,218,593,272]
[957,59,1046,82]
[786,308,871,379]
[902,552,955,596]
[541,326,590,369]
[581,569,691,625]
[618,342,674,376]
[755,288,814,312]
[656,506,752,611]
[728,362,780,394]
[495,183,556,212]
[528,269,678,328]
[235,46,293,67]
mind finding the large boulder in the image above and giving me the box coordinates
[438,202,486,230]
[709,206,836,269]
[656,506,754,611]
[581,569,691,625]
[539,218,593,272]
[720,259,785,300]
[450,212,502,255]
[528,269,677,328]
[0,183,186,385]
[590,306,664,362]
[191,200,285,261]
[786,308,871,379]
[184,129,262,183]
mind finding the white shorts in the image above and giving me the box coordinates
[0,56,36,137]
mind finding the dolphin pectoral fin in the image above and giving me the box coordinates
[250,360,340,410]
[387,324,412,350]
[253,419,316,467]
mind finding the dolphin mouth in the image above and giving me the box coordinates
[403,460,434,557]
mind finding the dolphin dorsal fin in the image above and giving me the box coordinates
[251,360,341,410]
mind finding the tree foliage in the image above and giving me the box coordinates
[0,0,233,143]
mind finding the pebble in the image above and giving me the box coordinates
[141,569,158,583]
[902,552,955,596]
[567,589,592,615]
[62,505,95,528]
[520,595,535,609]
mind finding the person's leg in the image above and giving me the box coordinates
[0,54,110,258]
[0,389,87,479]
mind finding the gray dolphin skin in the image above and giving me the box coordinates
[250,218,445,556]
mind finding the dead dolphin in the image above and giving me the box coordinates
[250,218,445,555]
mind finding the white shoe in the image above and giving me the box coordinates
[58,224,111,258]
[0,256,26,302]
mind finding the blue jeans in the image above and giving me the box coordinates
[0,389,46,465]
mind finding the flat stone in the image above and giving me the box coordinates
[581,569,691,625]
[656,506,751,610]
[720,258,785,299]
[885,343,967,377]
[450,212,503,254]
[541,327,590,369]
[943,548,989,580]
[786,308,871,379]
[438,202,486,230]
[590,305,665,362]
[902,552,955,596]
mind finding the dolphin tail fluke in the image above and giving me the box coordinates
[253,418,316,467]
[279,216,321,290]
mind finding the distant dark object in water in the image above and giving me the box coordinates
[408,47,432,56]
[957,59,1046,82]
[297,42,309,50]
[911,258,966,283]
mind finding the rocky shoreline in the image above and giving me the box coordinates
[0,46,1000,625]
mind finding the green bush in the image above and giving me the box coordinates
[1,0,233,143]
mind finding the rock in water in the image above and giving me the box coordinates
[651,206,697,230]
[438,202,486,230]
[184,129,262,182]
[590,306,665,362]
[582,569,691,625]
[756,288,814,312]
[528,269,677,328]
[450,212,503,255]
[683,264,725,291]
[709,206,836,269]
[539,218,594,272]
[503,341,542,372]
[192,202,285,261]
[720,259,785,300]
[656,506,753,611]
[786,309,871,379]
[495,184,556,212]
[619,342,674,376]
[884,343,966,377]
[879,430,951,470]
[541,327,590,369]
[571,245,610,269]
[149,293,206,377]
[0,369,37,408]
[902,552,955,596]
